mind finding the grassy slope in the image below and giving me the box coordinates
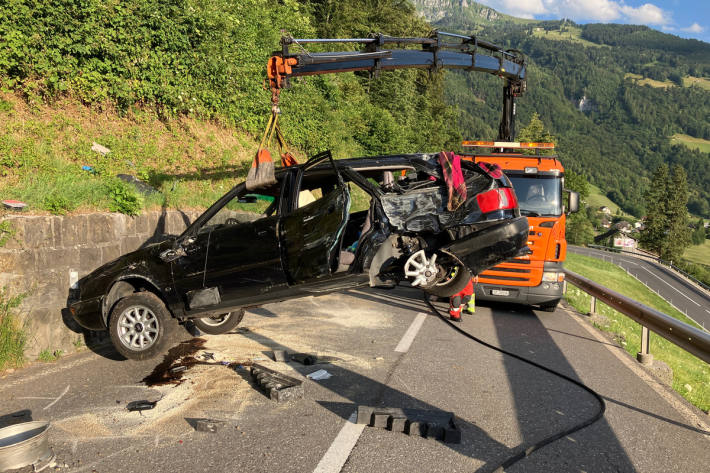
[683,76,710,91]
[564,253,709,411]
[670,134,710,153]
[684,239,710,265]
[585,183,634,219]
[0,93,270,214]
[532,25,604,48]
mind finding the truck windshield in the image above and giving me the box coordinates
[508,175,562,217]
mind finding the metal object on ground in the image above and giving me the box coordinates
[126,400,157,412]
[0,421,54,472]
[356,406,461,444]
[250,364,304,402]
[565,269,710,364]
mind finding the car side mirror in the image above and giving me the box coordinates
[565,190,580,214]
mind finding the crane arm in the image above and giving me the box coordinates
[267,31,526,140]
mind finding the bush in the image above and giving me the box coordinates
[43,193,75,215]
[106,179,143,216]
[0,289,26,371]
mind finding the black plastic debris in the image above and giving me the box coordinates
[126,400,157,412]
[194,419,225,433]
[249,364,304,402]
[290,353,317,365]
[356,406,461,444]
[202,352,215,361]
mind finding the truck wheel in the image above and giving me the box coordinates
[109,292,174,360]
[192,309,245,335]
[540,299,560,312]
[423,266,472,298]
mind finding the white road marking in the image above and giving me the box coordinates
[394,312,428,353]
[313,310,428,473]
[43,384,70,410]
[312,411,366,473]
[639,267,701,306]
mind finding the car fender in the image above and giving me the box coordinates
[103,274,175,326]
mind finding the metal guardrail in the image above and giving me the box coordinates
[587,244,710,292]
[564,269,710,365]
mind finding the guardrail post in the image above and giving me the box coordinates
[590,295,597,315]
[637,326,653,365]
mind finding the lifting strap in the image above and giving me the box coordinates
[246,90,299,190]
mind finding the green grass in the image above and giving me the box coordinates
[670,134,710,153]
[532,26,604,48]
[37,349,63,362]
[586,183,633,218]
[683,76,710,91]
[624,72,675,88]
[0,290,26,372]
[684,239,710,266]
[564,253,709,411]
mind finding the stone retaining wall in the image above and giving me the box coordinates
[0,209,201,358]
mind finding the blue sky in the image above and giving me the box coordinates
[482,1,709,43]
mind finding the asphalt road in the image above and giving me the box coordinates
[1,286,708,473]
[569,246,710,330]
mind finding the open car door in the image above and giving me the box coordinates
[280,151,350,285]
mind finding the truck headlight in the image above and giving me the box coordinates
[542,272,565,282]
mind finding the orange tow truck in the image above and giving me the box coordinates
[462,141,579,312]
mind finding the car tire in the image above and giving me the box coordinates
[192,309,245,335]
[108,292,173,360]
[540,299,560,312]
[423,266,473,298]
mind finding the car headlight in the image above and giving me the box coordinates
[542,272,565,282]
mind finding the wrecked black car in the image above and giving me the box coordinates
[69,152,528,359]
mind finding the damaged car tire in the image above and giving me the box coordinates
[109,292,173,360]
[423,266,473,298]
[192,309,245,335]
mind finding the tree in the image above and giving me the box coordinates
[517,112,556,154]
[640,164,669,255]
[691,218,706,245]
[640,164,692,260]
[663,165,691,261]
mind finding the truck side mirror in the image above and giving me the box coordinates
[565,190,579,214]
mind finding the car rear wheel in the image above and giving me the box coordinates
[192,309,245,335]
[423,266,473,298]
[109,292,173,360]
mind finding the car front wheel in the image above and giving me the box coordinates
[109,292,173,360]
[422,266,473,298]
[192,309,245,335]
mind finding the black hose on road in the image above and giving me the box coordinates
[424,295,606,472]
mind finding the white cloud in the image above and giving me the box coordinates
[485,1,672,26]
[619,3,668,25]
[681,23,705,33]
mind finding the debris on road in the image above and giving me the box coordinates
[306,369,332,381]
[126,400,157,412]
[272,349,288,362]
[2,199,27,210]
[194,418,226,433]
[290,353,317,365]
[142,338,208,386]
[356,406,461,444]
[250,364,304,402]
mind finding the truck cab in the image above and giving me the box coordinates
[461,142,579,311]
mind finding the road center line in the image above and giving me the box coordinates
[313,311,428,472]
[43,384,70,410]
[394,312,428,353]
[312,411,366,473]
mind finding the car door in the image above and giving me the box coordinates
[202,174,291,309]
[280,152,350,285]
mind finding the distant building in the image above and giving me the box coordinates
[601,216,612,229]
[599,206,611,215]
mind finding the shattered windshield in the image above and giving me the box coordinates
[508,175,562,217]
